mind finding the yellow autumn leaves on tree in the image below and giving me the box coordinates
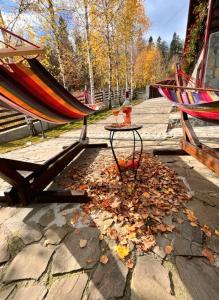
[134,45,166,88]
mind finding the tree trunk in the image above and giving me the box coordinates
[130,39,134,100]
[125,42,129,91]
[107,37,112,109]
[83,0,95,104]
[47,0,66,88]
[115,61,120,105]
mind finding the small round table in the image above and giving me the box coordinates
[104,124,143,180]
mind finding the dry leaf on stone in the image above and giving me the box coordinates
[107,228,118,240]
[99,234,104,241]
[164,245,174,254]
[201,225,212,237]
[215,229,219,237]
[126,259,134,269]
[190,222,198,227]
[100,255,109,264]
[80,239,87,248]
[202,248,215,263]
[184,209,198,223]
[141,235,156,251]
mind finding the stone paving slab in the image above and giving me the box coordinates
[3,244,54,283]
[52,228,100,274]
[12,285,47,300]
[0,227,10,264]
[46,274,88,300]
[86,251,128,299]
[0,285,15,300]
[176,256,219,300]
[131,255,173,300]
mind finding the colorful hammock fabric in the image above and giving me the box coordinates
[0,59,95,124]
[155,80,219,123]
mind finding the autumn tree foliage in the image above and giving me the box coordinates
[1,1,183,100]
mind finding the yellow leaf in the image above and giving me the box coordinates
[115,245,130,260]
[215,229,219,237]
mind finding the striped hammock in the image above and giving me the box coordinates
[0,59,96,124]
[154,79,219,123]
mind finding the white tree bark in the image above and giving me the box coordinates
[130,38,134,100]
[83,0,95,104]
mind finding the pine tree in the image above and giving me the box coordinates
[148,36,154,46]
[169,32,183,60]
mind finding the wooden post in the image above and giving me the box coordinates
[200,0,214,84]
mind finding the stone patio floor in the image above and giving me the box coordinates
[0,98,219,299]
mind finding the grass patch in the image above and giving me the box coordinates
[0,99,144,154]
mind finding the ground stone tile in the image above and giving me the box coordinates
[52,227,100,274]
[0,207,17,224]
[46,274,88,300]
[12,285,47,300]
[186,199,219,229]
[0,227,10,264]
[38,209,55,227]
[173,221,203,256]
[206,235,219,254]
[17,223,42,245]
[176,256,219,300]
[3,244,54,283]
[87,251,128,299]
[131,255,173,300]
[0,285,16,300]
[44,225,68,245]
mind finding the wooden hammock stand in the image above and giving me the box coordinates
[0,118,107,206]
[153,110,219,176]
[0,27,108,206]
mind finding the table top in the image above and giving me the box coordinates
[104,124,143,132]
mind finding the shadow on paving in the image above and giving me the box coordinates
[1,146,219,299]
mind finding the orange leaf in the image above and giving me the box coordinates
[79,185,88,190]
[164,245,173,254]
[100,255,109,264]
[201,225,211,237]
[126,259,134,269]
[202,248,215,263]
[79,239,87,248]
[142,235,156,251]
[190,222,198,227]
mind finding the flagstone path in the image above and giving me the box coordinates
[0,98,219,300]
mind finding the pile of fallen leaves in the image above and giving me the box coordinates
[58,152,194,264]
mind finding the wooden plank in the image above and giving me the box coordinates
[153,149,188,156]
[0,122,26,132]
[31,142,86,191]
[180,139,219,175]
[0,112,22,120]
[0,116,25,127]
[152,83,219,93]
[0,159,26,187]
[0,158,42,171]
[0,46,45,58]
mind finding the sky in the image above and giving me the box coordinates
[1,0,190,44]
[145,0,190,43]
